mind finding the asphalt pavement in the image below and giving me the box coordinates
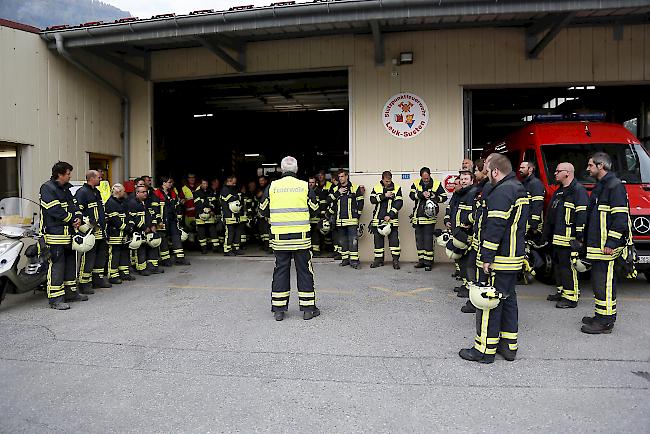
[1,253,649,433]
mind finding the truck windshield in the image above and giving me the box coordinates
[541,143,650,184]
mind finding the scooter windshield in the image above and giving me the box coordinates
[0,197,40,238]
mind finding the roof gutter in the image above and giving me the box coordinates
[54,34,130,181]
[41,0,648,49]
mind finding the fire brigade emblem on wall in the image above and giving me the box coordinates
[382,93,429,139]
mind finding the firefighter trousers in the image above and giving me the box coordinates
[47,244,77,300]
[372,227,400,261]
[338,225,359,264]
[78,239,107,284]
[414,224,435,266]
[224,223,243,253]
[459,248,476,286]
[271,249,316,312]
[310,224,322,253]
[108,243,131,278]
[196,223,219,248]
[553,247,579,302]
[591,259,617,324]
[160,227,185,261]
[473,271,518,356]
[258,219,270,248]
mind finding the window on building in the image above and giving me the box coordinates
[0,143,19,200]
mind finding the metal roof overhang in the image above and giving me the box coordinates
[40,0,650,51]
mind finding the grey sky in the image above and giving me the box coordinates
[104,1,307,19]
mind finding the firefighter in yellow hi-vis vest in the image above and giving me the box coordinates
[259,156,320,322]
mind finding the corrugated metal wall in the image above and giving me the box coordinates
[0,26,123,201]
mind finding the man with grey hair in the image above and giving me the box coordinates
[105,183,134,284]
[581,152,631,334]
[259,156,320,321]
[75,169,111,293]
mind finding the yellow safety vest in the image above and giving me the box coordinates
[269,176,311,250]
[98,180,111,204]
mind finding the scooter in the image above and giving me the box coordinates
[0,197,48,306]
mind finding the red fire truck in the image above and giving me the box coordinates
[483,115,650,282]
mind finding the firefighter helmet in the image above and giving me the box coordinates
[128,232,143,250]
[377,222,392,237]
[229,200,242,214]
[72,231,95,253]
[318,218,331,235]
[180,228,189,242]
[199,207,211,221]
[424,199,438,218]
[573,257,592,273]
[469,281,504,310]
[451,228,470,250]
[78,216,93,235]
[435,231,451,247]
[146,232,162,248]
[357,224,365,238]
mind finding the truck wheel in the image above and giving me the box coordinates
[0,278,7,306]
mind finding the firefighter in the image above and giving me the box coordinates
[445,177,462,279]
[369,170,403,269]
[154,176,190,266]
[259,156,320,321]
[221,175,245,256]
[179,173,198,233]
[105,183,134,284]
[409,167,447,271]
[315,170,334,253]
[452,171,479,299]
[128,184,158,276]
[461,159,474,173]
[257,176,271,251]
[75,170,111,293]
[582,152,630,334]
[142,175,155,199]
[243,180,259,247]
[210,178,225,250]
[194,179,219,254]
[519,160,545,235]
[459,154,530,364]
[459,158,490,314]
[308,176,323,255]
[328,169,365,269]
[542,162,589,308]
[39,161,86,310]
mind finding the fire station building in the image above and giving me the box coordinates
[1,0,649,261]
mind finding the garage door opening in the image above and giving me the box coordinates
[153,70,349,184]
[464,84,650,160]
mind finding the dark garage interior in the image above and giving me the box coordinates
[153,70,349,184]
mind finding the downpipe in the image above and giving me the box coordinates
[54,34,130,180]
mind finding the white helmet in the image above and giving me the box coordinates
[180,228,189,242]
[357,224,365,238]
[424,199,438,218]
[573,257,592,273]
[72,231,96,253]
[146,232,162,248]
[128,232,143,250]
[78,216,93,235]
[319,219,331,235]
[199,207,211,221]
[377,223,392,237]
[445,247,463,260]
[469,281,504,310]
[436,231,451,247]
[229,200,242,214]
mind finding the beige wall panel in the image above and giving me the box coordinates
[644,25,650,81]
[629,26,645,81]
[0,27,123,200]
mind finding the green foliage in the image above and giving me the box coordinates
[0,0,131,29]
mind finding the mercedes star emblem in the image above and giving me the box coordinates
[633,216,650,235]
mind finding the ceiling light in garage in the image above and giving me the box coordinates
[193,113,213,118]
[262,163,278,166]
[245,153,260,157]
[317,108,344,112]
